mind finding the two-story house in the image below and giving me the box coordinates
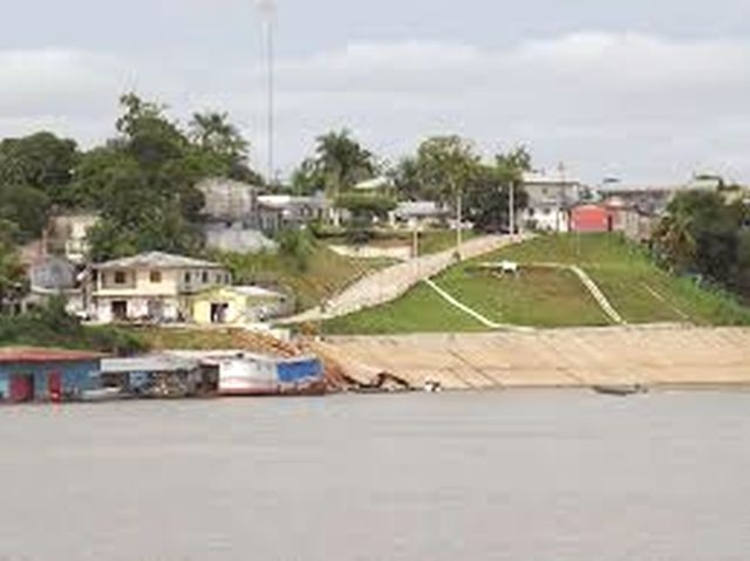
[521,170,584,233]
[89,252,231,323]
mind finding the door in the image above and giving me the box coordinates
[147,299,164,322]
[10,374,34,403]
[111,300,128,321]
[48,372,62,403]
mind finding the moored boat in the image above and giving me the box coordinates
[80,387,130,402]
[591,384,648,396]
[217,354,325,397]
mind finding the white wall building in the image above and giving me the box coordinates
[89,252,231,324]
[521,170,584,233]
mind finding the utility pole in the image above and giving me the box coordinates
[256,0,276,186]
[508,181,515,239]
[455,179,463,260]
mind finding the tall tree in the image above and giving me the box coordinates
[188,111,262,184]
[0,132,78,201]
[464,147,531,233]
[409,135,481,206]
[311,130,376,198]
[0,221,26,314]
[84,94,205,260]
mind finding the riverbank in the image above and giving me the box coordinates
[313,325,750,390]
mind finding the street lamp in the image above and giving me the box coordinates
[255,0,277,186]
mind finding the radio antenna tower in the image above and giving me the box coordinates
[255,0,277,186]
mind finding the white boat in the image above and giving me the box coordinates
[80,387,129,402]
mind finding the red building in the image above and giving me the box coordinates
[569,204,614,233]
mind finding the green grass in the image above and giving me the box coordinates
[482,233,750,325]
[219,242,389,312]
[322,233,750,333]
[323,282,486,334]
[436,265,610,327]
[417,230,477,256]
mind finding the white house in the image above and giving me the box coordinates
[89,251,231,323]
[521,170,584,233]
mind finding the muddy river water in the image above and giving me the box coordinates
[1,390,749,560]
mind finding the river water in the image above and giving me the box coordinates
[0,390,749,560]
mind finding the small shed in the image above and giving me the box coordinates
[0,347,104,403]
[191,285,290,325]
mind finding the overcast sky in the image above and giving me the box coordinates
[1,0,749,184]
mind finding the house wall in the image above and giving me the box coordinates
[97,268,230,297]
[94,296,182,323]
[570,205,611,232]
[192,289,286,325]
[523,207,571,232]
[0,359,101,402]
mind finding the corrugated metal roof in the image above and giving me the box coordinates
[0,347,105,364]
[101,355,199,374]
[94,251,223,271]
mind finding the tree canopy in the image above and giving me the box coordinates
[654,190,750,297]
[292,130,377,198]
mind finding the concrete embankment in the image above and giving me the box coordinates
[314,326,750,390]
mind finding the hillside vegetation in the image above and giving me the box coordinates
[219,235,392,312]
[323,233,750,334]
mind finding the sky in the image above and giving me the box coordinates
[1,0,749,185]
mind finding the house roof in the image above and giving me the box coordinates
[354,176,391,191]
[195,285,286,299]
[257,194,328,210]
[395,201,446,218]
[523,171,581,186]
[101,355,199,374]
[0,347,105,364]
[93,251,223,271]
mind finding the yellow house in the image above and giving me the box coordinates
[192,285,290,325]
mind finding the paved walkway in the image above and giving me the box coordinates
[317,326,750,389]
[280,235,524,324]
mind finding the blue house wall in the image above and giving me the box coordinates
[0,359,101,401]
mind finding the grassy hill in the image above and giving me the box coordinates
[219,239,392,312]
[323,233,750,334]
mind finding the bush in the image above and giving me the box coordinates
[0,297,148,355]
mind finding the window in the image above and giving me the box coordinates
[149,271,162,283]
[202,271,209,283]
[114,271,127,284]
[184,272,191,284]
[215,273,223,284]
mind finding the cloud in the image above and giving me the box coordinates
[1,32,750,183]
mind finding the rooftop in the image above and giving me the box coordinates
[101,355,199,374]
[523,171,581,186]
[94,251,223,271]
[0,347,105,364]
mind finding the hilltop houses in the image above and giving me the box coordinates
[85,250,289,326]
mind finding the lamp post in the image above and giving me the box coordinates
[255,0,276,186]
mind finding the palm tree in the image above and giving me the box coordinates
[314,130,375,199]
[655,211,697,273]
[189,112,248,160]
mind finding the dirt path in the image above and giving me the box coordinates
[280,235,524,324]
